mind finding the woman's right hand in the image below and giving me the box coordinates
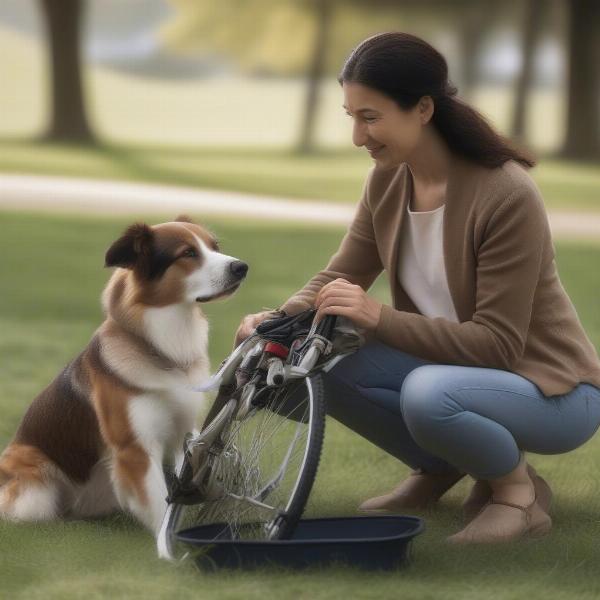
[233,310,284,349]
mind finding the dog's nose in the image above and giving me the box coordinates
[230,260,249,278]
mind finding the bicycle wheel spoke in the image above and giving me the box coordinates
[226,492,278,512]
[201,383,309,531]
[164,374,324,550]
[256,420,305,501]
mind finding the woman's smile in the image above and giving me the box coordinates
[368,145,385,157]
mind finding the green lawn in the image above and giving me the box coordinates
[1,209,600,599]
[1,140,600,212]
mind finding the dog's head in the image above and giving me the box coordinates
[104,215,248,306]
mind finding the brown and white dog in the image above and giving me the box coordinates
[0,215,248,536]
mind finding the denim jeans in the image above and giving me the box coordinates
[318,339,600,479]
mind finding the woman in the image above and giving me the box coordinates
[234,32,600,544]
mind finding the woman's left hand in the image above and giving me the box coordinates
[313,278,383,330]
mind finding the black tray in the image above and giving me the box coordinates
[176,515,425,571]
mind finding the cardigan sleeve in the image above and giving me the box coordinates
[277,169,384,315]
[374,184,549,370]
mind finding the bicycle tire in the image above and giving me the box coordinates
[158,371,326,559]
[269,372,326,539]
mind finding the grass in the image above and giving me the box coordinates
[1,209,600,599]
[1,140,600,213]
[0,140,371,204]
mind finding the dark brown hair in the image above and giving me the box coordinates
[338,32,536,169]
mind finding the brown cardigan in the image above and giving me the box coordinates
[278,152,600,397]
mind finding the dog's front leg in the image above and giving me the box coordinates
[112,443,169,536]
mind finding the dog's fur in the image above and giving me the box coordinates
[0,215,248,535]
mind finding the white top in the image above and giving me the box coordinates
[397,200,460,322]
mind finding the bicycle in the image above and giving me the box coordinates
[157,308,366,562]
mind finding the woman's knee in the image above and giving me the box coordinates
[399,365,459,437]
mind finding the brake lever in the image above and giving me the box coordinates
[287,314,338,376]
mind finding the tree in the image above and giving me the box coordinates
[161,0,315,76]
[38,0,95,143]
[162,0,406,154]
[511,0,545,142]
[452,0,501,100]
[561,0,600,160]
[296,0,333,153]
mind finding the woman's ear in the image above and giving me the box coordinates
[104,222,154,274]
[419,95,434,125]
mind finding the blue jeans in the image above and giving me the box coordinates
[318,339,600,479]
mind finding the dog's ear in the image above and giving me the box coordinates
[105,223,154,275]
[174,214,196,224]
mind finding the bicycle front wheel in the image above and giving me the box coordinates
[162,373,326,557]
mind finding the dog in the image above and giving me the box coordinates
[0,214,248,536]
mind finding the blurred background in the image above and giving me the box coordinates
[1,3,600,597]
[0,0,598,162]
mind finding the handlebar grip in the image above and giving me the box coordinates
[314,314,337,340]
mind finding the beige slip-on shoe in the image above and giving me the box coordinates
[447,489,552,544]
[357,467,467,513]
[461,463,553,522]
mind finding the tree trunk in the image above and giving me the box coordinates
[511,0,545,142]
[561,0,600,160]
[456,1,498,100]
[296,0,332,154]
[38,0,95,143]
[458,19,484,99]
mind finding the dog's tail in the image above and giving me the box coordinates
[0,446,65,521]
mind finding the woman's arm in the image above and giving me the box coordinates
[277,169,384,315]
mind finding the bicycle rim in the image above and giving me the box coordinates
[169,374,325,546]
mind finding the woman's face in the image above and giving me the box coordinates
[342,81,431,169]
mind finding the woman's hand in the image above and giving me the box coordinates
[233,310,283,348]
[313,278,383,330]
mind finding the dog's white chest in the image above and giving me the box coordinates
[128,394,176,453]
[128,387,207,456]
[144,304,208,367]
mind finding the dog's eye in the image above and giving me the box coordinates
[182,247,198,258]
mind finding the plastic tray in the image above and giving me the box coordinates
[176,515,425,571]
